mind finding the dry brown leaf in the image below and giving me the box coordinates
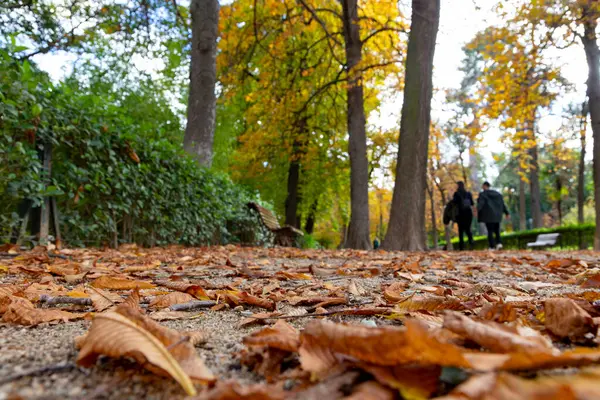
[580,274,600,288]
[86,286,123,312]
[238,292,277,311]
[243,320,300,352]
[2,296,82,325]
[345,381,396,400]
[545,259,577,270]
[149,292,195,310]
[155,280,209,299]
[288,296,346,307]
[348,279,366,296]
[91,276,155,290]
[76,311,198,395]
[77,305,215,395]
[394,294,464,312]
[478,302,518,323]
[443,312,554,354]
[383,282,407,303]
[360,364,440,399]
[298,319,470,376]
[437,370,600,400]
[544,298,597,340]
[47,263,81,276]
[239,312,282,328]
[198,380,285,400]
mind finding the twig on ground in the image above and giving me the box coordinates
[0,362,77,385]
[168,300,216,311]
[254,307,393,320]
[39,295,92,306]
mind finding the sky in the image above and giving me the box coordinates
[33,0,591,186]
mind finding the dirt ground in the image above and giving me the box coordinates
[1,246,600,399]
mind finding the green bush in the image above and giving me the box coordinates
[1,51,262,247]
[439,224,595,250]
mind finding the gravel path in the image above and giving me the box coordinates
[1,247,599,399]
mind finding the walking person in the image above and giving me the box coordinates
[452,181,474,250]
[477,181,510,250]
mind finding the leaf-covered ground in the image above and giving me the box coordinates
[2,245,600,399]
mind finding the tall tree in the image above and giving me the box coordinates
[578,101,589,226]
[184,0,219,167]
[581,0,600,249]
[341,0,370,249]
[384,0,440,251]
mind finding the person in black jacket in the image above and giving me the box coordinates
[477,181,510,249]
[452,181,474,250]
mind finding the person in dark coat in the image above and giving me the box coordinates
[477,181,510,249]
[452,181,474,251]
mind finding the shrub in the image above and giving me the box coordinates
[1,51,262,247]
[438,224,595,250]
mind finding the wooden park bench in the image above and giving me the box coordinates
[247,202,303,247]
[527,233,560,249]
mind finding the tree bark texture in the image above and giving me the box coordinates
[581,1,600,249]
[341,0,371,249]
[383,0,440,251]
[528,138,543,228]
[579,101,588,226]
[285,159,301,228]
[426,180,438,249]
[184,0,219,167]
[519,174,527,231]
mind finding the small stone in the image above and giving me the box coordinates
[284,379,295,391]
[233,306,244,312]
[360,319,377,327]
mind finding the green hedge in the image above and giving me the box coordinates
[439,224,595,250]
[1,51,263,247]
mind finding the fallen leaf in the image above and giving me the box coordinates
[478,302,518,323]
[243,320,300,352]
[198,380,285,400]
[360,364,440,399]
[580,274,600,289]
[544,298,597,340]
[383,282,407,303]
[298,319,470,376]
[86,287,123,312]
[345,381,396,400]
[394,294,464,313]
[438,370,600,400]
[2,296,82,325]
[149,292,195,310]
[348,279,366,296]
[155,280,209,299]
[91,276,155,290]
[77,305,215,395]
[443,312,554,354]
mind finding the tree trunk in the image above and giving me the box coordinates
[341,0,371,249]
[184,0,219,167]
[383,0,440,251]
[579,100,588,225]
[519,174,527,231]
[556,177,563,226]
[305,200,318,234]
[581,2,600,250]
[529,136,543,228]
[426,181,438,249]
[285,159,300,228]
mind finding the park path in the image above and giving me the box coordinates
[2,245,600,399]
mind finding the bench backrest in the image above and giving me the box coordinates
[536,233,560,241]
[248,202,281,231]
